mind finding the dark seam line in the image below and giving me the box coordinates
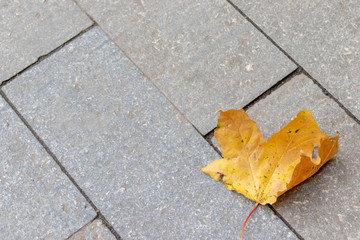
[204,130,222,156]
[268,205,304,240]
[227,0,359,125]
[0,90,122,240]
[302,70,360,125]
[203,67,302,151]
[0,23,96,89]
[243,67,302,111]
[72,0,99,24]
[65,215,98,240]
[226,0,299,66]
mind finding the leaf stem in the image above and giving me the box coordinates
[241,202,259,240]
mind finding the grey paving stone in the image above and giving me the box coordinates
[68,219,115,240]
[0,97,95,239]
[0,0,92,83]
[230,0,360,119]
[74,0,296,134]
[209,74,358,239]
[3,27,297,240]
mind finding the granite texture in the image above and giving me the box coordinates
[68,220,115,240]
[230,0,360,119]
[0,0,92,83]
[210,74,359,239]
[4,27,297,240]
[0,97,95,239]
[74,0,296,134]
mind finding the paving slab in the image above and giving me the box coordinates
[230,0,360,119]
[74,0,296,134]
[0,0,92,83]
[3,27,297,240]
[68,220,115,240]
[0,97,95,239]
[213,74,359,239]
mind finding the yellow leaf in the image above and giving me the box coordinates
[202,109,338,205]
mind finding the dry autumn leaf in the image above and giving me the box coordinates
[202,109,339,205]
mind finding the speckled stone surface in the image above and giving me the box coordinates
[210,74,359,239]
[0,0,92,83]
[68,220,115,240]
[74,0,296,134]
[230,0,360,119]
[0,97,95,239]
[3,27,297,240]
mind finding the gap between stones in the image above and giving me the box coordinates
[204,66,302,143]
[269,205,305,240]
[65,215,98,240]
[0,23,96,89]
[72,0,99,24]
[0,90,122,240]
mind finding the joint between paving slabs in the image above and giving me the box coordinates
[226,0,299,66]
[0,90,122,240]
[268,205,304,240]
[0,23,96,89]
[72,0,98,24]
[301,70,360,125]
[226,0,359,126]
[203,66,302,150]
[65,213,122,240]
[65,215,98,240]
